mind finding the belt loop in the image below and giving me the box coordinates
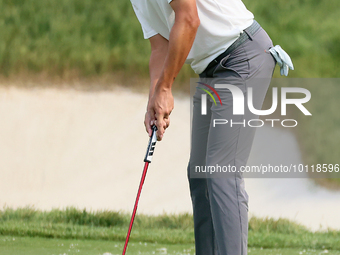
[244,29,253,41]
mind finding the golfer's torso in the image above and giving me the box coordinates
[130,0,254,74]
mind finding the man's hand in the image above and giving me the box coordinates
[145,85,174,141]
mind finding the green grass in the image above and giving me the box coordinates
[0,207,340,251]
[1,236,339,255]
[243,0,340,78]
[1,0,340,79]
[0,236,340,255]
[292,79,340,181]
[0,0,150,77]
[0,236,195,255]
[263,78,340,184]
[242,0,340,185]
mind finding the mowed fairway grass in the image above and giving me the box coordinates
[0,208,339,254]
[1,235,339,255]
[0,236,195,255]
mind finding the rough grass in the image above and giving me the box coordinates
[0,0,150,77]
[0,207,340,250]
[1,0,340,79]
[0,207,193,229]
[293,79,340,183]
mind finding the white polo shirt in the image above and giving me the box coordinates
[130,0,254,74]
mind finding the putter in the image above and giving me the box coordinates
[122,125,158,255]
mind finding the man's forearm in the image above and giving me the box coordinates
[145,0,199,140]
[149,40,168,100]
[156,15,199,90]
[149,15,199,99]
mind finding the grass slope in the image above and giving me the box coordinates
[1,0,340,78]
[0,207,339,251]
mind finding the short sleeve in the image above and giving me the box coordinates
[131,4,158,39]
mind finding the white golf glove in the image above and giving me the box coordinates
[269,45,294,76]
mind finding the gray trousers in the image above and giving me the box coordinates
[187,24,276,255]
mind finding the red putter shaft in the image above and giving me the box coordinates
[122,161,149,255]
[122,126,158,255]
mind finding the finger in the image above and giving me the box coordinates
[144,116,151,137]
[144,121,151,137]
[164,116,170,129]
[156,121,165,141]
[163,108,172,119]
[154,116,166,141]
[149,114,156,137]
[145,112,155,137]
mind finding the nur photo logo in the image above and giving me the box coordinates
[198,82,312,128]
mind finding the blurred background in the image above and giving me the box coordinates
[0,0,340,254]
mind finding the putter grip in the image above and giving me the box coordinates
[144,125,157,163]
